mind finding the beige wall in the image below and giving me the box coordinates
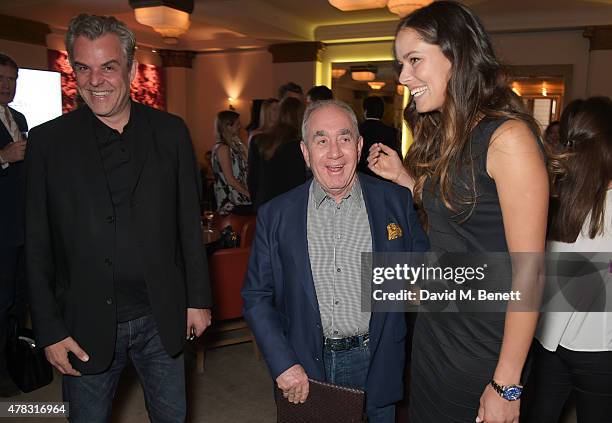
[188,49,276,162]
[586,50,612,98]
[491,30,590,102]
[0,39,48,70]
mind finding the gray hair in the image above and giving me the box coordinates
[66,14,136,68]
[301,100,360,143]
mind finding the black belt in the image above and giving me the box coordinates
[324,333,369,351]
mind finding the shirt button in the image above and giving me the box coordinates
[315,357,320,362]
[106,297,113,305]
[333,330,339,335]
[336,268,341,273]
[336,233,341,240]
[106,216,115,224]
[335,300,340,305]
[104,258,112,266]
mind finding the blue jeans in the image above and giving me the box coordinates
[323,339,395,423]
[63,314,185,423]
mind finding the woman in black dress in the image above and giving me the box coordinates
[368,2,549,422]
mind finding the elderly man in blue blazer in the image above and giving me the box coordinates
[242,100,428,422]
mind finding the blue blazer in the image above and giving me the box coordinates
[242,173,428,407]
[0,107,28,247]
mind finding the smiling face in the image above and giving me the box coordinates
[395,28,452,113]
[0,64,17,106]
[300,105,363,203]
[72,33,136,130]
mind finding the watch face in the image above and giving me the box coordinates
[503,385,523,401]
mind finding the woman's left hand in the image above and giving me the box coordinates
[476,384,519,423]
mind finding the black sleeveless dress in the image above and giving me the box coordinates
[409,118,511,422]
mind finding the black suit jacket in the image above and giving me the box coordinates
[0,107,28,247]
[358,119,400,177]
[25,103,212,373]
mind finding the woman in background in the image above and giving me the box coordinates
[247,97,307,210]
[526,97,612,423]
[212,110,251,214]
[247,98,279,144]
[368,2,549,422]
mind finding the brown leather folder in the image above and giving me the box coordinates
[275,378,366,423]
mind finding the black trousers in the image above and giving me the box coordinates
[524,340,612,423]
[0,246,26,378]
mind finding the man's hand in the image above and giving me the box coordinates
[276,364,309,404]
[186,308,212,339]
[0,140,26,163]
[44,336,89,376]
[476,384,520,423]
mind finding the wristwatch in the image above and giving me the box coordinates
[490,379,523,401]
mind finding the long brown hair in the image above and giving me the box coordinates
[258,97,305,160]
[549,97,612,242]
[258,98,279,133]
[396,1,540,219]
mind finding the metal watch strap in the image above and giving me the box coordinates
[490,379,504,397]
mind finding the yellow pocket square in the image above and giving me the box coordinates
[387,223,403,240]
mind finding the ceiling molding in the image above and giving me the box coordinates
[0,14,50,46]
[583,25,612,50]
[268,41,325,63]
[315,20,397,42]
[158,49,196,67]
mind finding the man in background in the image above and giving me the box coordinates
[0,53,27,397]
[357,96,400,177]
[306,85,333,103]
[278,81,304,102]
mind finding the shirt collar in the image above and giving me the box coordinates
[91,101,135,143]
[311,175,363,209]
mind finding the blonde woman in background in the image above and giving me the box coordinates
[212,110,252,214]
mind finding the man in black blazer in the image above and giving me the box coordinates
[0,53,27,397]
[26,15,211,422]
[357,96,400,178]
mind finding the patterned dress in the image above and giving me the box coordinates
[212,139,251,214]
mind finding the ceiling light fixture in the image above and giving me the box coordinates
[386,0,434,17]
[351,66,377,81]
[328,0,433,16]
[368,81,386,90]
[328,0,388,11]
[131,0,193,44]
[331,68,347,79]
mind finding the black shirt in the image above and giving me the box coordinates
[92,104,151,322]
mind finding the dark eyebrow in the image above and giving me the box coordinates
[72,61,88,68]
[313,130,327,138]
[101,60,120,67]
[401,51,418,60]
[339,128,351,136]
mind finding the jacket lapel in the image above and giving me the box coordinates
[359,174,388,352]
[286,181,321,316]
[129,103,152,195]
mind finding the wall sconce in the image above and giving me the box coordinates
[228,97,236,111]
[541,83,548,97]
[367,81,386,90]
[131,0,193,44]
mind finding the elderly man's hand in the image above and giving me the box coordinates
[276,364,309,404]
